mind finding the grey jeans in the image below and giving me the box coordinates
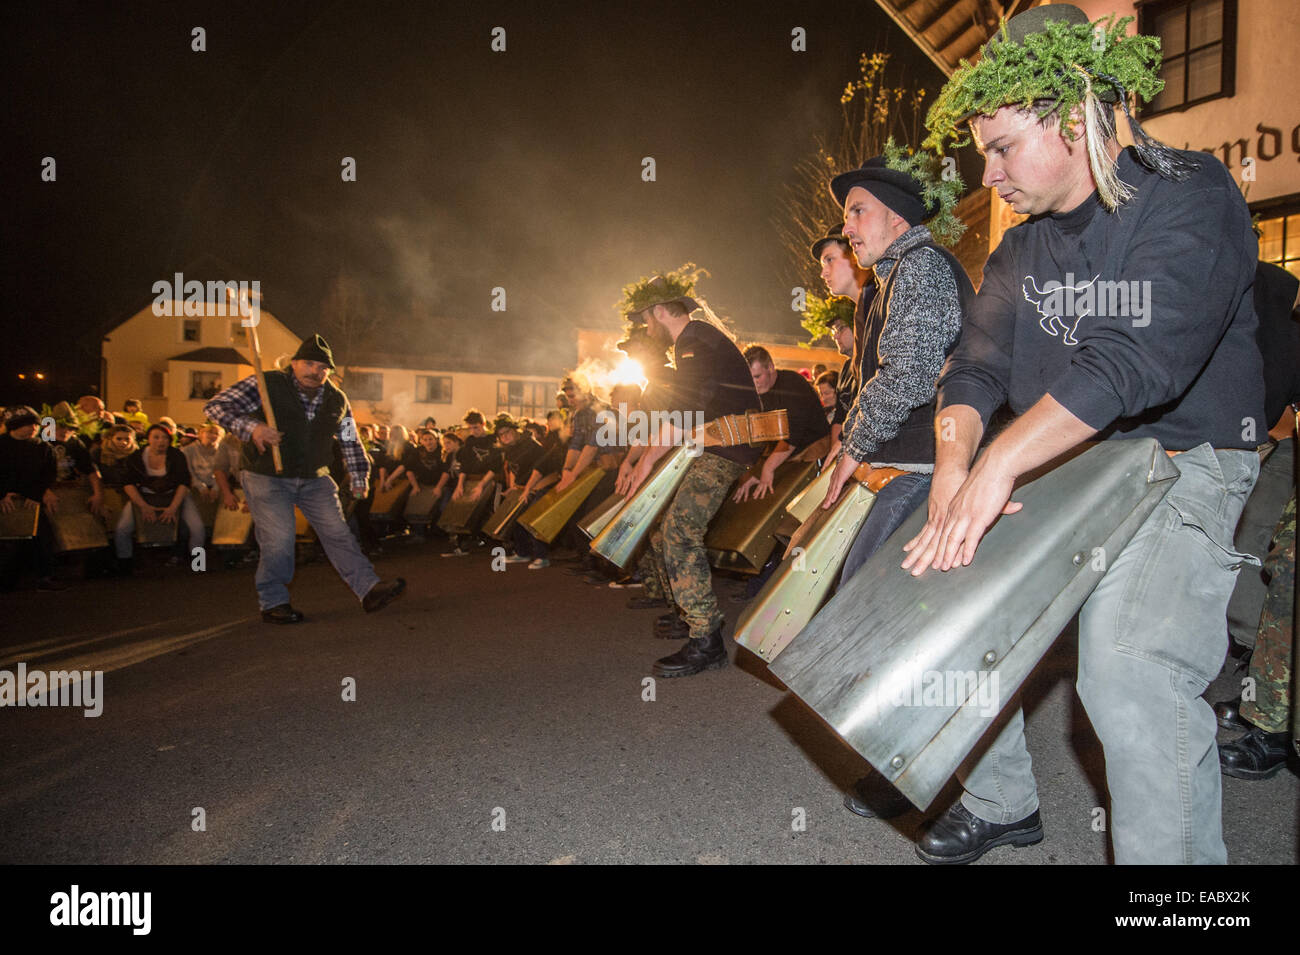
[956,444,1259,864]
[1226,437,1294,649]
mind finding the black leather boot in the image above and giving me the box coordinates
[1219,727,1295,780]
[843,771,913,819]
[914,803,1043,865]
[1213,694,1249,731]
[652,627,727,678]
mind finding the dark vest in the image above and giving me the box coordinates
[861,239,975,464]
[240,370,348,479]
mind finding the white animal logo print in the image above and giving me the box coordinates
[1022,274,1100,346]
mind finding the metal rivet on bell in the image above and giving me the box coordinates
[890,755,905,769]
[1072,552,1085,566]
[783,608,791,615]
[983,650,997,665]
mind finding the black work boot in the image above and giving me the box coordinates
[1213,694,1249,731]
[914,803,1043,865]
[843,771,913,819]
[652,627,728,678]
[1219,726,1295,780]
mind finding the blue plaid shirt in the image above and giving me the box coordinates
[204,374,369,491]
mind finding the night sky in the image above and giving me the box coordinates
[6,0,954,404]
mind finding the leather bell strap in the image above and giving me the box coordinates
[695,409,790,448]
[851,463,907,492]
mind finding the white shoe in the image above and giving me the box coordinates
[441,547,469,558]
[504,554,531,564]
[527,558,550,570]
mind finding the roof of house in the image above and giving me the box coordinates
[168,347,251,364]
[873,0,1035,76]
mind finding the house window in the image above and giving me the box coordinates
[182,319,201,343]
[190,371,222,400]
[497,379,551,419]
[1140,0,1235,115]
[416,375,453,403]
[1258,206,1300,281]
[343,371,383,401]
[230,321,248,346]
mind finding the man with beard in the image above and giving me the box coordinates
[615,268,760,677]
[205,335,405,622]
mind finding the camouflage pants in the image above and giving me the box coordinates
[1239,493,1295,734]
[645,452,747,639]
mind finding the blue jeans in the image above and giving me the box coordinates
[114,494,206,558]
[956,445,1259,864]
[241,472,381,611]
[839,472,931,586]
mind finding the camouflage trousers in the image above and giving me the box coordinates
[640,452,747,639]
[1239,493,1296,734]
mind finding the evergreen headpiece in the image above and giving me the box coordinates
[618,263,706,323]
[799,294,856,346]
[829,139,966,247]
[923,3,1198,209]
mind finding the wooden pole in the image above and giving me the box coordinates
[233,288,283,474]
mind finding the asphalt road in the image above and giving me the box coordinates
[1,540,1296,865]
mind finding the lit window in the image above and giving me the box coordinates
[1141,0,1235,114]
[1258,210,1300,282]
[190,370,222,400]
[497,379,551,418]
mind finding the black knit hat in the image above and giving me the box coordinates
[291,334,336,368]
[810,225,852,263]
[830,156,935,225]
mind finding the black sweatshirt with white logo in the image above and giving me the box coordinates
[938,147,1264,451]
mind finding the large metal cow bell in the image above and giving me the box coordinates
[705,459,818,573]
[732,479,877,661]
[590,446,694,570]
[517,468,606,544]
[770,439,1180,810]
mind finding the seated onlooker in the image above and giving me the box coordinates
[815,370,839,426]
[92,425,138,489]
[402,428,451,536]
[0,406,64,591]
[379,425,413,491]
[116,423,205,572]
[182,423,225,509]
[50,405,104,514]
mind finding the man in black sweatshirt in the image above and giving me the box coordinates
[615,271,760,678]
[904,4,1264,864]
